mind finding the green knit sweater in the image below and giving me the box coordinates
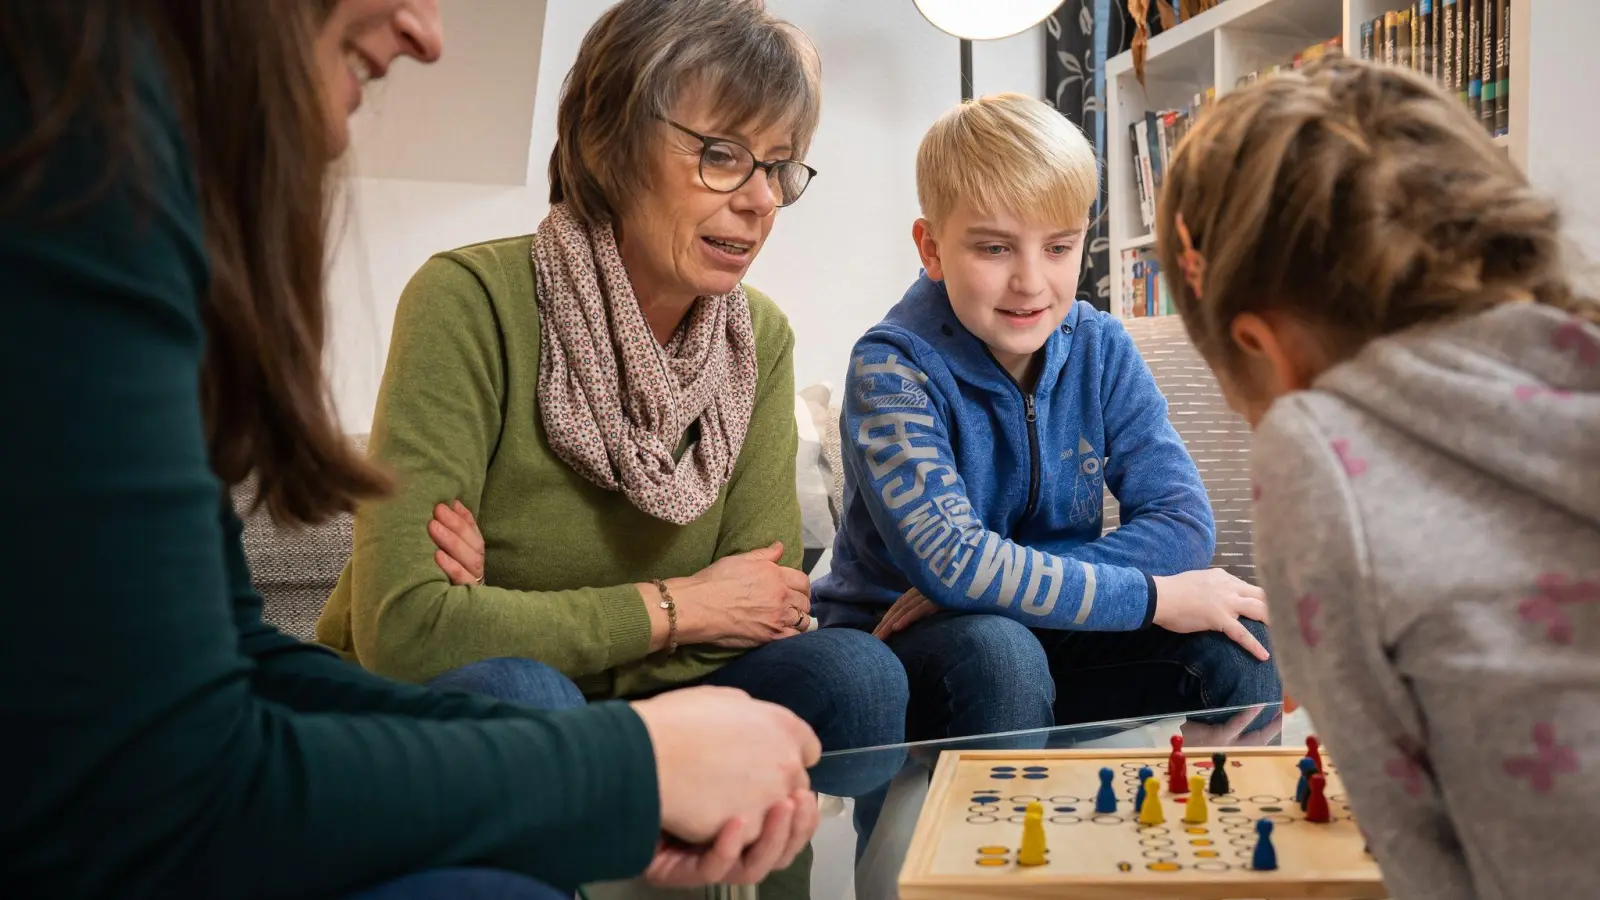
[316,236,803,698]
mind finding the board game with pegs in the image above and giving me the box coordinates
[898,745,1386,899]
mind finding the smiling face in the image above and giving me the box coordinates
[614,91,797,308]
[915,202,1088,383]
[315,0,444,155]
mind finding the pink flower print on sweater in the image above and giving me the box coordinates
[1553,319,1599,367]
[1330,439,1368,477]
[1503,722,1579,793]
[1517,573,1600,644]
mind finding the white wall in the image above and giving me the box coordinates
[327,0,1046,433]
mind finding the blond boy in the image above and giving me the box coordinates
[811,94,1279,740]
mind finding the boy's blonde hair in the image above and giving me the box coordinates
[1158,55,1600,373]
[916,92,1099,230]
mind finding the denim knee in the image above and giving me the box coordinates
[1204,618,1281,707]
[894,613,1054,738]
[427,658,586,710]
[812,628,909,749]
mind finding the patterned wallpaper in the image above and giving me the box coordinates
[1044,1,1138,313]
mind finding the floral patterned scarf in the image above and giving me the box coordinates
[531,203,758,524]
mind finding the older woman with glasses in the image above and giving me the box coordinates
[317,0,906,801]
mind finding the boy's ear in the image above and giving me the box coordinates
[912,218,945,281]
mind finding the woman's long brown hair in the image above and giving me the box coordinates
[1,0,389,526]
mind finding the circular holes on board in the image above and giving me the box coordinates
[1142,849,1180,861]
[1049,815,1082,825]
[966,815,998,825]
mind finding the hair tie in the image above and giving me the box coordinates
[1175,213,1207,300]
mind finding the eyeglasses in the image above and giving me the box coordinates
[661,118,817,208]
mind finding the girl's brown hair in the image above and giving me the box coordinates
[1,0,389,525]
[1157,54,1600,373]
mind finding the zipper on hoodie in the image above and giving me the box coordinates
[1021,392,1041,521]
[986,350,1043,524]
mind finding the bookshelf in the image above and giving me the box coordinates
[1106,0,1600,320]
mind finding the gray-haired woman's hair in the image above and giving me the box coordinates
[549,0,822,228]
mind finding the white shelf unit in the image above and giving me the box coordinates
[1106,0,1598,319]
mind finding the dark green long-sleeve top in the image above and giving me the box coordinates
[0,36,660,900]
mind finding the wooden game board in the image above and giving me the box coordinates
[898,747,1386,899]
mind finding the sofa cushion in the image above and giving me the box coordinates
[231,436,366,640]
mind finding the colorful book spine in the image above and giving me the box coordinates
[1411,3,1423,71]
[1468,0,1483,120]
[1386,10,1399,66]
[1454,0,1469,104]
[1479,0,1496,129]
[1421,0,1435,77]
[1361,19,1374,60]
[1442,0,1458,102]
[1496,0,1510,135]
[1398,8,1414,69]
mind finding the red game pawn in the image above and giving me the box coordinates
[1306,735,1324,774]
[1168,734,1189,793]
[1305,773,1331,823]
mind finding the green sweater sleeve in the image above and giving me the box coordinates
[340,257,656,685]
[0,48,659,898]
[714,292,804,568]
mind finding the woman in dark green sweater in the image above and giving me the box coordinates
[0,1,821,897]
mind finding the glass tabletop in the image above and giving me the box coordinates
[804,701,1303,900]
[582,703,1306,900]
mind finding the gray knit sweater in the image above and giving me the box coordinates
[1251,302,1600,900]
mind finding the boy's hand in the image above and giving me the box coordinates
[872,587,940,640]
[1151,569,1270,661]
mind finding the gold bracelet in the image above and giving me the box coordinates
[652,579,678,655]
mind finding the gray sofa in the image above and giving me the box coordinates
[235,315,1254,642]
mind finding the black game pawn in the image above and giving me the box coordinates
[1208,752,1230,795]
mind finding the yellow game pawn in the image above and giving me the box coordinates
[1018,802,1047,866]
[1138,777,1165,826]
[1183,775,1208,824]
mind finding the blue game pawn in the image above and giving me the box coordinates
[1134,766,1153,811]
[1095,766,1118,814]
[1252,819,1278,870]
[1295,757,1319,810]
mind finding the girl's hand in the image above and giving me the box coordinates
[429,500,485,585]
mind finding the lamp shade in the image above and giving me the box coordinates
[913,0,1062,40]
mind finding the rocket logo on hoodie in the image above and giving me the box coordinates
[1063,435,1105,526]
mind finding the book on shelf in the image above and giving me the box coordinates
[1119,246,1174,319]
[1360,1,1507,138]
[1127,90,1214,234]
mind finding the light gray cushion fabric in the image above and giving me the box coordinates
[1104,316,1256,582]
[231,436,366,640]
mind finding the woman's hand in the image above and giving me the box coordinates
[1151,568,1270,661]
[871,587,940,640]
[429,500,484,585]
[643,790,817,887]
[630,686,820,847]
[672,543,814,648]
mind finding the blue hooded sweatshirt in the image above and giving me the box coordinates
[812,273,1216,632]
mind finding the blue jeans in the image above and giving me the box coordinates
[428,627,909,799]
[347,868,568,899]
[883,611,1280,741]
